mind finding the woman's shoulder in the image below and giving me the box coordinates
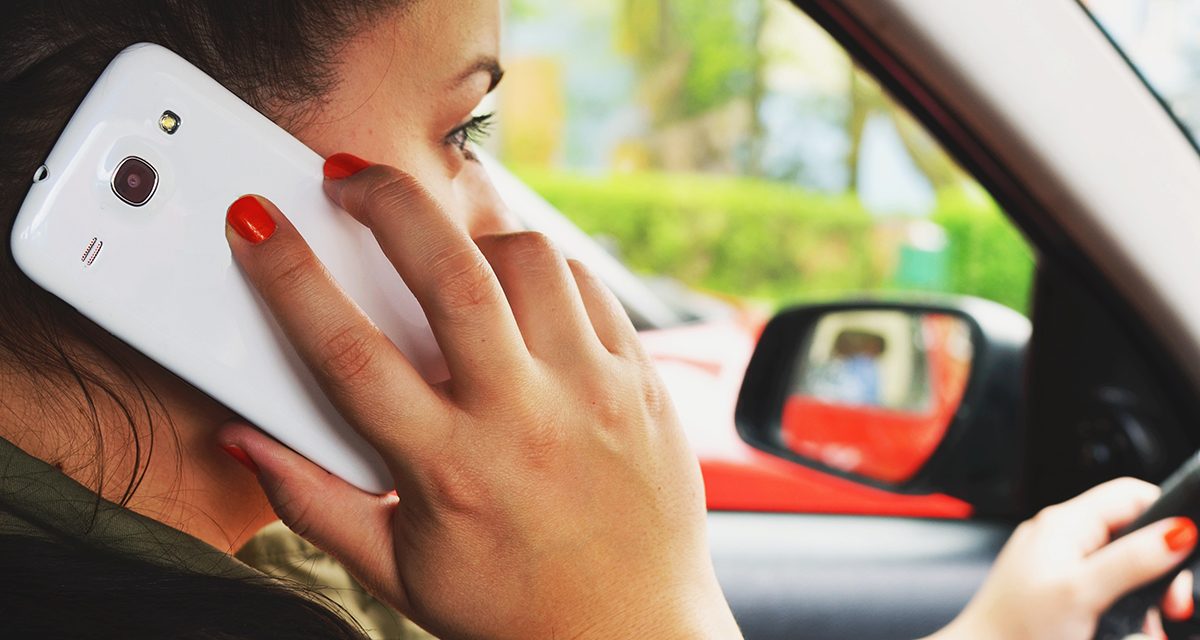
[239,521,436,640]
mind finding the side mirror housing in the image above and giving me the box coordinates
[735,297,1029,515]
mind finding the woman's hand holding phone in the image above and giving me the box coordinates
[216,156,743,640]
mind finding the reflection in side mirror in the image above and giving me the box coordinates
[783,311,973,484]
[735,298,1028,514]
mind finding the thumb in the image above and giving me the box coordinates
[1162,569,1194,622]
[1083,517,1198,611]
[217,422,409,609]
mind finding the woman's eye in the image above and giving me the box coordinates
[445,113,495,160]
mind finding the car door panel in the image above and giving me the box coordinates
[709,512,1011,639]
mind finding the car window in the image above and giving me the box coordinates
[495,0,1036,318]
[1082,0,1200,150]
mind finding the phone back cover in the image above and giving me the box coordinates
[10,44,445,493]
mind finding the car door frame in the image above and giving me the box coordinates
[796,0,1200,452]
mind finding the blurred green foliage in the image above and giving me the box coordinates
[932,190,1036,314]
[516,169,1035,314]
[617,0,762,124]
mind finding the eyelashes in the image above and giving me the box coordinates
[445,113,495,159]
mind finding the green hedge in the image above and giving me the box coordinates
[516,169,1035,314]
[932,191,1036,315]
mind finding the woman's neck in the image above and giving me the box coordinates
[0,351,276,552]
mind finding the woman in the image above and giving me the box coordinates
[0,1,1195,638]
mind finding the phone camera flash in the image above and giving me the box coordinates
[158,110,181,135]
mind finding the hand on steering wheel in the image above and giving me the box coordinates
[930,478,1195,640]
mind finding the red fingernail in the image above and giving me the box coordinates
[226,196,276,244]
[1165,518,1198,552]
[323,153,372,180]
[1185,595,1196,620]
[220,444,259,475]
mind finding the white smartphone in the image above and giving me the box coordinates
[10,43,445,494]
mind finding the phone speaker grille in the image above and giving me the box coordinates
[81,237,103,267]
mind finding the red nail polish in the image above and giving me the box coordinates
[1184,595,1196,620]
[226,196,276,244]
[220,444,259,475]
[1165,518,1198,552]
[324,153,372,180]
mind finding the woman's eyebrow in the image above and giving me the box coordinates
[454,55,505,93]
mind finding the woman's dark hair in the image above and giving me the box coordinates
[0,2,409,637]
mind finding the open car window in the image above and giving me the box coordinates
[493,0,1036,319]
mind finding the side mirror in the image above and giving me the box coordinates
[735,298,1030,515]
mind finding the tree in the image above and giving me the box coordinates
[616,0,768,173]
[846,69,969,193]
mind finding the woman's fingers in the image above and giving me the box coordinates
[325,163,530,394]
[1047,478,1161,553]
[1082,517,1198,611]
[933,479,1198,640]
[567,259,642,357]
[214,163,740,638]
[225,195,441,457]
[475,233,602,362]
[216,421,409,611]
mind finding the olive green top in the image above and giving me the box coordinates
[238,521,435,639]
[0,434,251,578]
[0,436,434,639]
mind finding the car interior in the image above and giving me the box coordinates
[699,1,1200,637]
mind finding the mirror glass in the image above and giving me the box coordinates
[782,310,974,484]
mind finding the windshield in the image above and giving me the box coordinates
[1081,0,1200,146]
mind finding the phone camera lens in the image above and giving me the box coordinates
[112,156,158,207]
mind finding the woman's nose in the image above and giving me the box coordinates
[459,165,522,238]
